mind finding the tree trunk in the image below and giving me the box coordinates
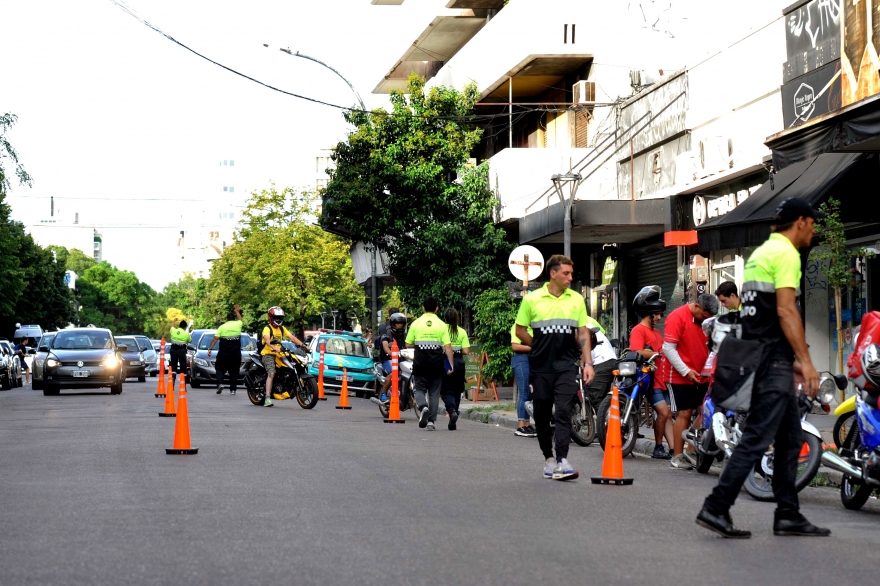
[835,286,844,402]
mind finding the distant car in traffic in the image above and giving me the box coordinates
[307,329,376,399]
[31,332,57,391]
[114,336,147,382]
[125,335,158,377]
[40,328,125,396]
[186,329,213,370]
[0,339,23,389]
[188,330,257,388]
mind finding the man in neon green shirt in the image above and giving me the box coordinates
[207,304,243,395]
[406,296,455,431]
[516,254,594,481]
[698,197,827,539]
[168,319,192,386]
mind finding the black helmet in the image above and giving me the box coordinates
[633,286,666,318]
[390,312,407,332]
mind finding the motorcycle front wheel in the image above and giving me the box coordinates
[597,394,638,457]
[743,433,822,502]
[833,412,856,450]
[570,401,596,446]
[296,377,319,409]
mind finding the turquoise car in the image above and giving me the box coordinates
[307,330,377,398]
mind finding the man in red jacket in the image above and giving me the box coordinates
[656,294,718,469]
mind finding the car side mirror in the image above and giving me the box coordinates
[187,344,195,351]
[39,346,49,352]
[27,348,36,355]
[117,345,128,352]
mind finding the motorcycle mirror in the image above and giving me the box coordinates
[834,373,848,390]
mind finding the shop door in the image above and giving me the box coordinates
[628,243,680,337]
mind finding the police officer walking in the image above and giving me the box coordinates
[697,197,828,538]
[515,255,594,480]
[168,319,192,387]
[440,308,470,431]
[207,304,243,395]
[406,296,455,431]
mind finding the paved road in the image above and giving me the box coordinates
[1,379,878,586]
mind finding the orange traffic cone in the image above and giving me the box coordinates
[159,373,177,417]
[155,338,166,397]
[591,385,633,485]
[317,342,327,400]
[166,375,198,454]
[383,340,404,424]
[336,368,352,410]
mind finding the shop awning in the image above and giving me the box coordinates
[696,153,866,254]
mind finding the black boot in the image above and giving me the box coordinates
[696,508,751,539]
[773,513,831,537]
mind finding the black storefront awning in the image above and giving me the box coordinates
[696,153,868,254]
[767,92,880,170]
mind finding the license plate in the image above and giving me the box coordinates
[130,361,140,366]
[335,375,353,382]
[72,370,90,378]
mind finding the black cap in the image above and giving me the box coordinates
[773,197,825,225]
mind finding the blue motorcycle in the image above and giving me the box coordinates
[597,352,659,457]
[686,387,739,474]
[822,393,880,510]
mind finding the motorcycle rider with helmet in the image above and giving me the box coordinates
[629,286,673,459]
[260,306,307,407]
[378,313,408,401]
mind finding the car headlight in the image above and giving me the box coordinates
[46,356,61,368]
[194,358,209,367]
[139,352,145,362]
[103,354,119,368]
[817,377,835,405]
[617,361,637,377]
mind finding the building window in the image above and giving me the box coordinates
[229,160,234,166]
[223,186,227,192]
[229,212,234,219]
[229,186,234,193]
[223,160,228,166]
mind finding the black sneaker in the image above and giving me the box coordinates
[216,388,222,394]
[230,390,236,395]
[652,445,671,460]
[418,406,429,428]
[514,427,533,437]
[448,410,459,431]
[525,425,537,437]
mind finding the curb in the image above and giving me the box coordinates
[450,404,845,488]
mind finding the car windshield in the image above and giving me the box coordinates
[136,338,152,351]
[39,334,56,349]
[116,337,137,351]
[53,331,113,350]
[198,333,255,351]
[320,336,369,358]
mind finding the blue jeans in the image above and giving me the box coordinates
[511,352,531,421]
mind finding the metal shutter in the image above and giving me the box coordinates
[628,243,681,333]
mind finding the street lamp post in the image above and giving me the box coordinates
[264,43,378,339]
[331,309,339,330]
[551,173,582,259]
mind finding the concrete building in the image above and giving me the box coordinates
[27,202,103,262]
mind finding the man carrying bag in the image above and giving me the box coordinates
[696,197,829,539]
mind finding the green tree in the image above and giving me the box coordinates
[472,285,518,383]
[205,185,365,335]
[0,113,32,198]
[809,197,875,396]
[13,237,74,330]
[323,76,513,312]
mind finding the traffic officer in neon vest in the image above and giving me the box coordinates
[168,319,192,387]
[515,254,594,480]
[406,296,455,431]
[697,197,828,538]
[207,304,243,395]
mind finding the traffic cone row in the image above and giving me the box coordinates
[591,384,633,486]
[383,340,404,424]
[159,371,177,417]
[336,368,352,410]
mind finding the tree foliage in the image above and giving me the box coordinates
[0,112,32,198]
[472,285,518,383]
[323,75,514,311]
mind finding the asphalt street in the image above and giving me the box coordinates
[1,379,878,586]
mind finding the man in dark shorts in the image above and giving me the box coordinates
[656,294,718,469]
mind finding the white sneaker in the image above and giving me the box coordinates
[552,458,579,480]
[670,453,694,470]
[543,458,555,479]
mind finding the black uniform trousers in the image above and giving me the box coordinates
[531,367,579,461]
[441,356,466,415]
[169,345,187,376]
[703,357,802,518]
[215,355,241,393]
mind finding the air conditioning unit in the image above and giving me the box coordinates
[698,136,732,175]
[573,80,596,105]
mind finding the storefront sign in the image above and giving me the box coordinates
[601,257,618,285]
[782,60,842,128]
[692,185,762,226]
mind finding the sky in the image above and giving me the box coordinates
[1,0,790,292]
[1,0,449,290]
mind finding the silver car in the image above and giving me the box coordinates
[0,339,23,389]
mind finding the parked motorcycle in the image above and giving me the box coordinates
[370,348,417,418]
[832,395,857,449]
[523,368,596,446]
[597,352,660,457]
[820,310,880,510]
[243,347,319,409]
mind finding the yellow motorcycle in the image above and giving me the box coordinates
[833,395,857,449]
[243,347,319,409]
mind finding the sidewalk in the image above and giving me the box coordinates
[445,395,845,488]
